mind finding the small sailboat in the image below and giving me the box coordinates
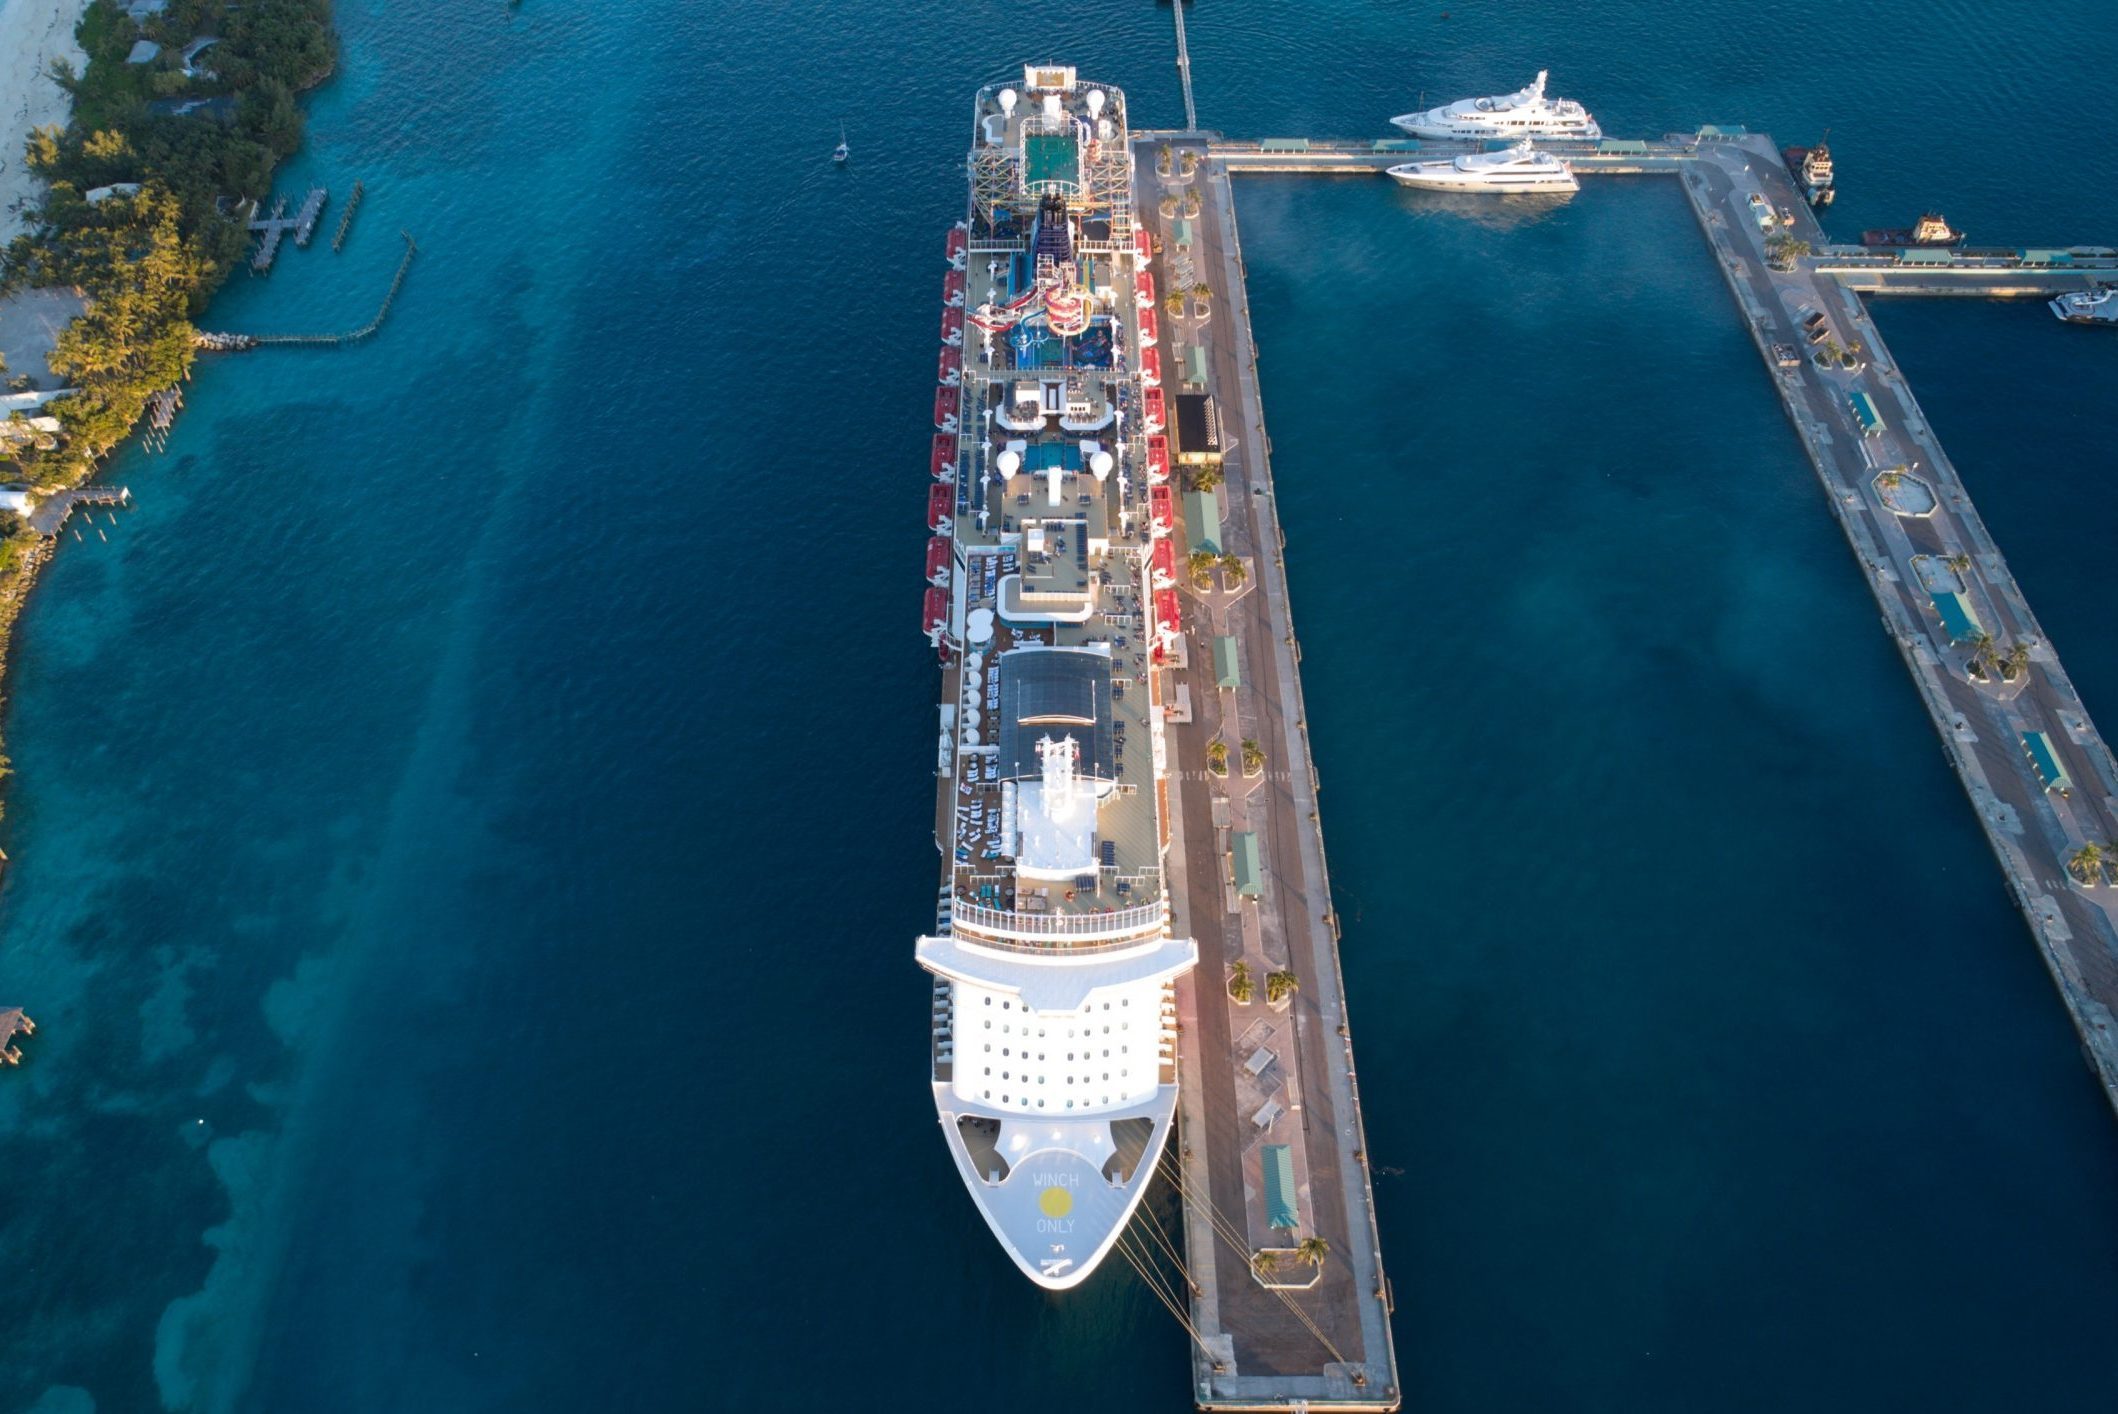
[833,124,849,165]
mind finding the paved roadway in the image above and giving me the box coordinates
[1684,138,2118,1101]
[1140,140,1402,1411]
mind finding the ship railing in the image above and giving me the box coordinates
[949,898,1168,947]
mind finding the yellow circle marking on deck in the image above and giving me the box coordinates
[1039,1186,1074,1218]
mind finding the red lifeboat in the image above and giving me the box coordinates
[942,306,964,342]
[939,344,962,382]
[932,433,956,480]
[1149,484,1174,537]
[935,386,959,428]
[1151,536,1177,589]
[1154,588,1183,640]
[1145,435,1171,484]
[1135,271,1155,309]
[1137,304,1158,348]
[924,585,950,640]
[926,535,952,585]
[928,482,954,531]
[944,269,966,306]
[1142,386,1166,432]
[946,227,968,263]
[1138,344,1161,388]
[1134,229,1153,263]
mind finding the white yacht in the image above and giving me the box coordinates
[1391,70,1601,141]
[2050,285,2118,326]
[920,66,1197,1292]
[1387,140,1579,194]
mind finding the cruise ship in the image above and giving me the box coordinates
[917,65,1198,1291]
[1390,70,1602,141]
[1387,140,1579,194]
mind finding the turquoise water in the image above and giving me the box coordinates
[2,2,2116,1410]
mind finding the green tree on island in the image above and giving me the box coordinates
[1297,1235,1329,1270]
[1228,959,1255,1004]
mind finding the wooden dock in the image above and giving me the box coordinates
[196,232,419,351]
[331,179,364,252]
[1,1008,34,1066]
[27,485,129,537]
[249,185,328,270]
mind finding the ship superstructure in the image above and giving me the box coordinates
[917,65,1197,1291]
[1390,70,1602,141]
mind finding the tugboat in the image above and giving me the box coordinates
[1862,212,1963,249]
[1780,137,1835,206]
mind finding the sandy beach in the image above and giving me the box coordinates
[0,0,90,245]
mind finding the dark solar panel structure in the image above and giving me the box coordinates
[997,647,1116,783]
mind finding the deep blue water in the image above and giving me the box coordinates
[2,2,2115,1411]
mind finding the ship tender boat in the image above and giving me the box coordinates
[1862,212,1962,248]
[2050,285,2118,326]
[1387,139,1578,194]
[1390,70,1602,141]
[917,65,1198,1292]
[1781,139,1835,207]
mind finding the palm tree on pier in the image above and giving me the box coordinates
[1229,959,1255,1004]
[1251,1249,1279,1278]
[2003,642,2030,680]
[2068,842,2105,887]
[1219,553,1246,588]
[1966,631,2000,680]
[1297,1235,1330,1271]
[1188,548,1217,589]
[1265,968,1299,1005]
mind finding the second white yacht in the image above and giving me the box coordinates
[1387,140,1579,194]
[1391,70,1602,141]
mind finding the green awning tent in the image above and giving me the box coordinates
[1929,590,1981,643]
[2022,731,2072,795]
[1232,831,1262,898]
[1213,635,1241,688]
[1262,1144,1298,1229]
[1184,487,1223,555]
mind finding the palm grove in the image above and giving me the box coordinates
[1,0,335,490]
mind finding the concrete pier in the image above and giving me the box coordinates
[1675,135,2118,1109]
[1121,109,2118,1408]
[1138,136,1401,1412]
[1142,123,2118,1120]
